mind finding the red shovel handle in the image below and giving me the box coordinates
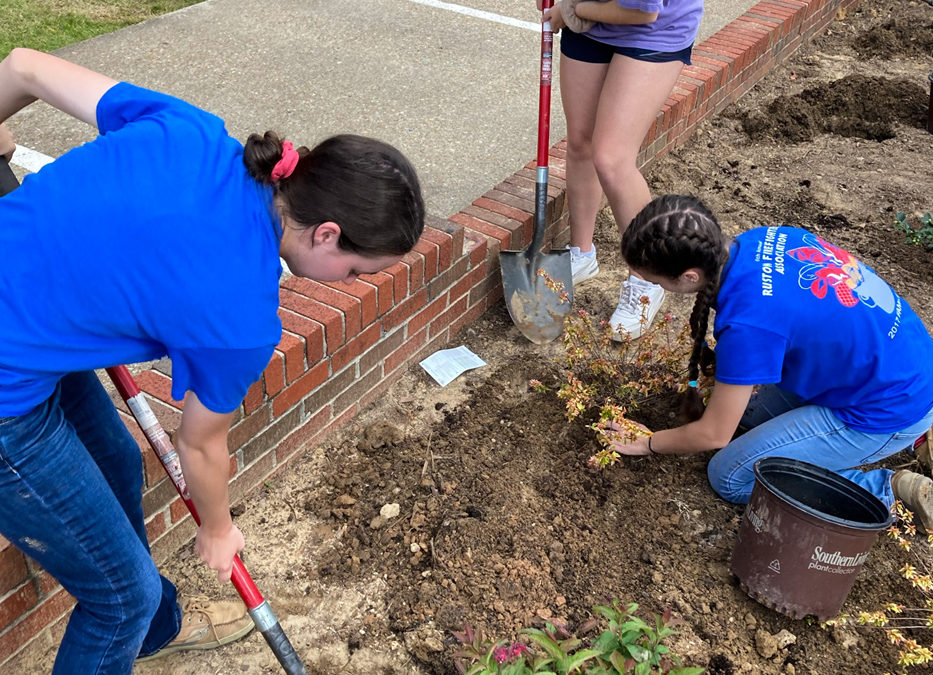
[106,366,307,674]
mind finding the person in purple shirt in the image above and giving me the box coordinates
[539,0,704,339]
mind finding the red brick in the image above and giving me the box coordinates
[275,406,332,463]
[474,196,532,226]
[322,280,378,326]
[0,588,73,662]
[450,213,513,249]
[279,289,343,354]
[384,328,428,374]
[429,296,468,339]
[381,288,428,332]
[271,361,329,417]
[285,277,362,339]
[451,299,489,338]
[145,512,167,542]
[170,496,190,524]
[413,238,439,281]
[0,583,38,632]
[359,273,394,315]
[420,227,454,271]
[331,323,381,372]
[263,351,286,397]
[0,540,26,596]
[136,370,179,409]
[382,263,409,302]
[400,250,425,291]
[242,380,263,415]
[278,308,325,365]
[276,331,306,383]
[408,295,449,336]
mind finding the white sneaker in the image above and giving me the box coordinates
[567,245,599,285]
[610,276,665,340]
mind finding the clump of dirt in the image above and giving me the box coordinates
[740,74,928,142]
[851,5,933,58]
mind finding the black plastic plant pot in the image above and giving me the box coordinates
[730,457,894,621]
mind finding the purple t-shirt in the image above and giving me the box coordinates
[586,0,704,52]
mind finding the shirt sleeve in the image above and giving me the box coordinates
[95,82,224,136]
[168,345,276,414]
[616,0,664,12]
[713,323,787,386]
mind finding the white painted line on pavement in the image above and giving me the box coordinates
[404,0,540,31]
[12,145,54,173]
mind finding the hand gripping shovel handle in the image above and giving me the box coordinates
[106,366,308,675]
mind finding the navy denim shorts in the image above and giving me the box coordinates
[560,28,693,65]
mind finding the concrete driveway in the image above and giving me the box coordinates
[7,0,754,219]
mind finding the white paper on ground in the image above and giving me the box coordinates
[419,346,486,387]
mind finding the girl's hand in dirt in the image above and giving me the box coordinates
[606,420,653,456]
[195,523,245,584]
[0,124,15,161]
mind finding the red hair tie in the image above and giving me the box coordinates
[271,141,299,182]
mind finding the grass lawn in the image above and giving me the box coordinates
[1,0,202,55]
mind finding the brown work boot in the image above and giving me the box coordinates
[891,470,933,531]
[136,596,254,661]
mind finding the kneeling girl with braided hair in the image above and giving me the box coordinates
[609,194,933,526]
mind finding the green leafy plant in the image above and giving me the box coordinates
[824,502,933,673]
[530,304,702,469]
[894,212,933,250]
[453,601,705,674]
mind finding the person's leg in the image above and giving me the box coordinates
[0,375,166,674]
[592,54,683,338]
[707,401,933,507]
[558,31,611,285]
[59,371,183,657]
[592,55,683,236]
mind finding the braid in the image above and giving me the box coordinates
[621,195,727,422]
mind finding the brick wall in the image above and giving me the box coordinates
[0,0,860,665]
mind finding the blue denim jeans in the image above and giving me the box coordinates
[0,372,182,674]
[707,385,933,507]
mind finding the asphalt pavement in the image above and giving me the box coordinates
[7,0,757,219]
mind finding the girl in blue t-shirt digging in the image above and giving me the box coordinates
[609,195,933,528]
[0,48,424,672]
[539,0,704,339]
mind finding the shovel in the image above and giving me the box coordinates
[500,0,573,344]
[0,155,307,675]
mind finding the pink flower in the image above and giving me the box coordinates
[493,646,510,664]
[510,643,528,658]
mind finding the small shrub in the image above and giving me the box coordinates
[531,304,705,468]
[825,502,933,673]
[453,600,705,674]
[894,212,933,250]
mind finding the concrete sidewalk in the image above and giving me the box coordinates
[7,0,758,220]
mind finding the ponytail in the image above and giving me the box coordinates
[243,132,425,257]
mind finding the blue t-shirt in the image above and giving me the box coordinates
[713,227,933,433]
[0,83,283,415]
[586,0,704,52]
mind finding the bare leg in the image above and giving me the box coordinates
[559,52,609,253]
[592,55,684,235]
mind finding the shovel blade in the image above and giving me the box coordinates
[500,249,573,344]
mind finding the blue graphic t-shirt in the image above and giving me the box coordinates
[0,83,283,415]
[714,226,933,433]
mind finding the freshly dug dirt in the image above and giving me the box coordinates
[11,1,933,673]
